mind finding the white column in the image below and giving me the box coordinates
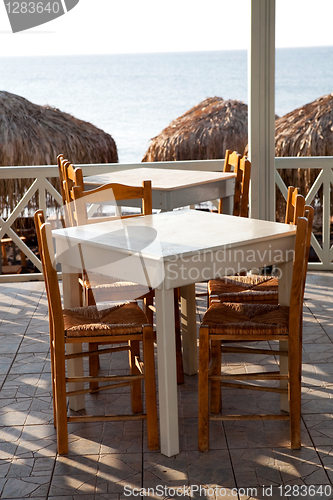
[248,0,276,221]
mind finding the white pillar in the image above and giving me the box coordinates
[248,0,276,221]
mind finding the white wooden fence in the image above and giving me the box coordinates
[0,157,332,281]
[275,157,333,271]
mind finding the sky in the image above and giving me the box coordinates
[0,0,333,57]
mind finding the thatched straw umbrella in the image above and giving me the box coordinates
[0,90,118,213]
[275,93,333,157]
[275,93,333,221]
[142,97,248,162]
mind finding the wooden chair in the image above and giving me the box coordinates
[208,187,304,305]
[71,173,185,384]
[57,155,154,306]
[57,156,184,384]
[198,206,314,452]
[34,210,159,455]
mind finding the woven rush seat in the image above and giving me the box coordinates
[201,302,289,336]
[208,275,279,304]
[63,302,149,337]
[80,274,151,301]
[207,187,305,306]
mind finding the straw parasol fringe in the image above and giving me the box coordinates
[0,91,118,214]
[142,97,248,162]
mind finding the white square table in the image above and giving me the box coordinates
[84,167,236,212]
[52,209,297,457]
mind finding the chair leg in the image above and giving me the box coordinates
[142,326,159,450]
[174,288,184,385]
[198,326,210,452]
[49,329,57,426]
[129,340,143,413]
[89,343,99,392]
[1,241,8,266]
[20,249,27,267]
[210,340,221,413]
[55,347,69,455]
[289,332,302,449]
[86,287,101,371]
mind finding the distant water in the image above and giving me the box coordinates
[0,46,332,163]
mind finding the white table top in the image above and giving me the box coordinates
[84,167,235,191]
[53,210,296,290]
[53,209,296,260]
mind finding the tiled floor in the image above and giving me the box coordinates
[0,271,333,499]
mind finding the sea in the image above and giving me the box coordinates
[0,46,332,164]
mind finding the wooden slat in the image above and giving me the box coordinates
[219,381,288,393]
[68,414,147,423]
[221,346,288,356]
[211,334,289,341]
[65,345,130,360]
[211,372,288,380]
[66,334,143,343]
[66,374,144,384]
[66,381,132,397]
[210,414,290,421]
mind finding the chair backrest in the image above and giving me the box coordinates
[223,150,241,173]
[57,154,84,227]
[235,156,251,218]
[303,204,314,297]
[71,178,153,226]
[289,208,314,329]
[220,150,251,217]
[57,154,66,204]
[34,209,65,343]
[285,189,313,295]
[285,186,305,225]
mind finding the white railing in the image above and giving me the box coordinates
[0,160,225,282]
[0,156,332,281]
[275,157,333,271]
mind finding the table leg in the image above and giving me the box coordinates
[155,287,179,456]
[278,260,293,412]
[221,195,233,215]
[61,265,85,411]
[180,284,198,375]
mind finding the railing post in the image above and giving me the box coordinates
[37,177,48,218]
[322,167,331,268]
